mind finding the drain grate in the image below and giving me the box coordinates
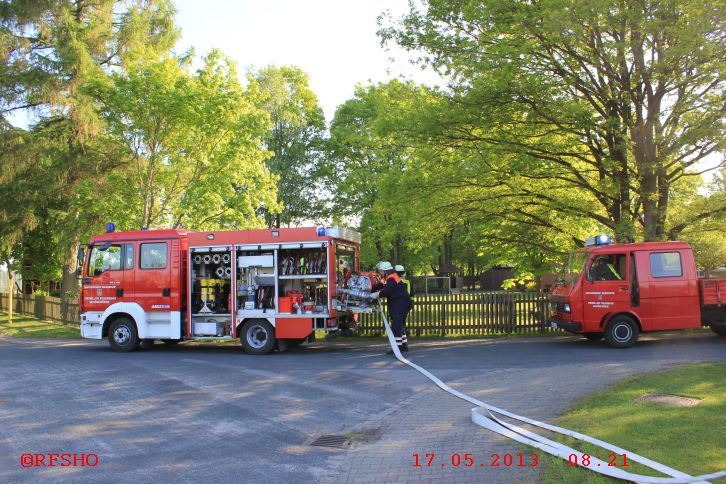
[310,434,350,449]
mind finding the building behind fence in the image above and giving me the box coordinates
[1,291,551,337]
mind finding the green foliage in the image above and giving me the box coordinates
[327,81,435,271]
[90,52,278,230]
[0,0,179,299]
[381,0,726,243]
[251,65,327,227]
[327,79,595,276]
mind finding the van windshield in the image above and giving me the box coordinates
[558,250,589,285]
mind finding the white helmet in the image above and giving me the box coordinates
[394,264,405,272]
[376,261,393,271]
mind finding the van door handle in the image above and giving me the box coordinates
[618,286,629,292]
[162,288,171,297]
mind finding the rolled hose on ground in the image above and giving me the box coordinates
[377,303,726,483]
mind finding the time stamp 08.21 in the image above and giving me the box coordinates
[412,452,630,469]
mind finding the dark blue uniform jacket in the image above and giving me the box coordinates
[374,274,412,319]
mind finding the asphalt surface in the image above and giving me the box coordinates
[0,330,725,483]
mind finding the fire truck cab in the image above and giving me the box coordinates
[79,226,362,354]
[549,236,726,347]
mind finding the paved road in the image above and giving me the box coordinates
[0,331,724,483]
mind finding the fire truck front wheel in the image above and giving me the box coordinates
[108,318,139,352]
[240,319,276,355]
[604,315,639,348]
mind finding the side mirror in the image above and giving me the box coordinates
[585,265,594,283]
[76,247,86,279]
[94,268,103,277]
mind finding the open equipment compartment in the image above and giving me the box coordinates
[277,242,330,317]
[189,245,233,338]
[236,250,275,315]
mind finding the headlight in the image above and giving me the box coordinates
[564,303,571,313]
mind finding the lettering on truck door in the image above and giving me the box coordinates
[83,243,126,311]
[582,253,630,331]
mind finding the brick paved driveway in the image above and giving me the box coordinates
[1,330,724,483]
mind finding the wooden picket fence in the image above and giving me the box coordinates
[357,291,550,337]
[0,293,80,327]
[1,291,551,337]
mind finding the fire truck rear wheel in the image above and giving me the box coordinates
[240,319,276,355]
[604,316,639,348]
[108,318,139,352]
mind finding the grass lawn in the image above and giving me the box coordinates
[0,311,80,338]
[538,362,726,482]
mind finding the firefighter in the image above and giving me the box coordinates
[395,264,413,297]
[593,256,622,281]
[395,264,414,350]
[372,261,411,353]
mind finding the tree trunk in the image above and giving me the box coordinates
[6,259,13,326]
[60,242,80,322]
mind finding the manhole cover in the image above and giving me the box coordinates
[310,435,351,449]
[637,393,702,407]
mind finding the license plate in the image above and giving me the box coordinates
[550,322,557,329]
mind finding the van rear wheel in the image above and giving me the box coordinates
[604,316,639,348]
[240,319,276,355]
[710,324,726,337]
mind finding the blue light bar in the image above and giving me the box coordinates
[585,234,612,247]
[106,223,115,233]
[316,226,326,236]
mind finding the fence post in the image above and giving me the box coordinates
[440,295,446,337]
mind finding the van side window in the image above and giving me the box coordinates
[140,243,167,269]
[649,252,682,278]
[591,254,626,281]
[124,244,134,270]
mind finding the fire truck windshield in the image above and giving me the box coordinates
[558,250,589,285]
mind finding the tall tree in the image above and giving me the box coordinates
[251,65,327,228]
[90,52,279,230]
[381,0,726,241]
[0,0,178,304]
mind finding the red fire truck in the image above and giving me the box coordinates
[79,226,367,354]
[549,236,726,347]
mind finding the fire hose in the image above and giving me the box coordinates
[375,302,726,483]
